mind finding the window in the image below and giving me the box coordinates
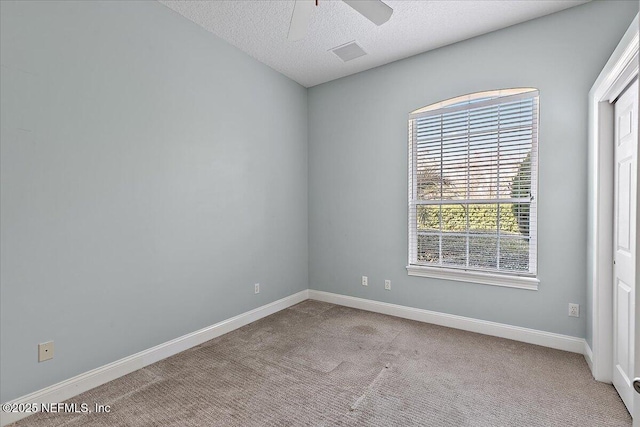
[407,88,539,290]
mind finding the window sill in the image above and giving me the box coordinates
[406,265,539,291]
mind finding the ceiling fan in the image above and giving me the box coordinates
[288,0,393,41]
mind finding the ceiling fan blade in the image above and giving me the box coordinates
[288,0,314,41]
[342,0,393,26]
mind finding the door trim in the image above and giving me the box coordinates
[588,14,639,383]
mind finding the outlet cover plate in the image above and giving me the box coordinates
[568,303,579,318]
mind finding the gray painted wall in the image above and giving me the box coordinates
[308,1,638,341]
[0,1,308,402]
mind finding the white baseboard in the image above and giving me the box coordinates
[0,290,309,427]
[308,290,586,354]
[583,341,594,373]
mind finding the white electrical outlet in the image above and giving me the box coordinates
[254,283,260,294]
[384,280,391,290]
[568,303,579,317]
[362,276,368,286]
[38,341,54,362]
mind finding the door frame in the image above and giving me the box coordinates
[588,14,639,383]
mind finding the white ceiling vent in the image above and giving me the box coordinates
[330,41,367,62]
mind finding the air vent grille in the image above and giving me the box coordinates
[330,41,367,62]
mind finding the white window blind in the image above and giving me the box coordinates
[408,89,538,277]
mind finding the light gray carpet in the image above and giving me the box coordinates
[11,300,631,426]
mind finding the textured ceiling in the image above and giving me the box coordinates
[158,0,588,88]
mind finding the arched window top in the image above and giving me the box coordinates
[410,88,538,117]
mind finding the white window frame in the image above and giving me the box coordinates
[407,89,540,291]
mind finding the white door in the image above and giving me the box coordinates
[613,78,638,415]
